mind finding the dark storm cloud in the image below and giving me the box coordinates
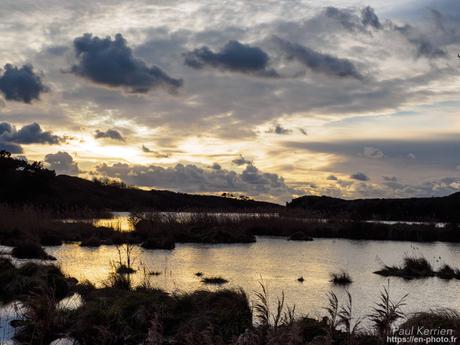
[274,37,363,79]
[0,122,62,145]
[184,40,278,77]
[44,151,80,175]
[361,6,381,29]
[0,141,22,154]
[350,172,369,181]
[94,129,125,141]
[0,64,48,103]
[0,122,62,153]
[71,33,183,93]
[12,123,62,144]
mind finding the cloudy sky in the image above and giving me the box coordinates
[1,0,460,203]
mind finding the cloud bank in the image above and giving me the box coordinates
[96,161,301,202]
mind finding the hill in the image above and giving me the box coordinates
[3,150,460,220]
[287,194,460,222]
[0,151,278,212]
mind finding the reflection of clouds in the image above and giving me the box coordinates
[45,238,460,323]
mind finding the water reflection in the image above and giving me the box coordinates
[45,237,460,324]
[0,301,24,344]
[93,212,133,231]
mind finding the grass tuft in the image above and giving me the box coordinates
[330,271,353,286]
[201,276,229,285]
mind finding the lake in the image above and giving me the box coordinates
[43,236,460,323]
[73,211,449,232]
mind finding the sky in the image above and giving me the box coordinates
[1,0,460,204]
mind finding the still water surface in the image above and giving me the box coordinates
[46,237,460,322]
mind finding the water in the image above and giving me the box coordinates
[44,237,460,324]
[0,294,81,343]
[0,302,24,344]
[70,211,448,233]
[92,211,133,231]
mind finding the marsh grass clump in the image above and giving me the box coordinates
[330,271,353,286]
[374,257,460,280]
[436,264,460,280]
[374,257,435,279]
[61,285,251,345]
[116,264,136,275]
[369,284,407,341]
[11,242,56,260]
[103,271,132,290]
[0,258,75,303]
[12,292,71,345]
[399,309,460,342]
[201,276,229,285]
[288,231,313,241]
[113,244,137,274]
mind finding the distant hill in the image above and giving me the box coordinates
[287,194,460,222]
[0,151,279,212]
[3,150,460,220]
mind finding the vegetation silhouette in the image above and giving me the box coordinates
[374,257,460,280]
[1,258,459,344]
